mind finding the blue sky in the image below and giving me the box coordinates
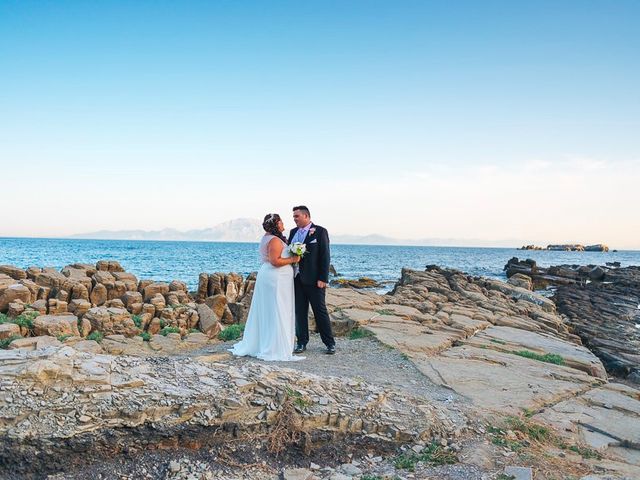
[1,1,639,247]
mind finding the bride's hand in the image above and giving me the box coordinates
[290,255,301,264]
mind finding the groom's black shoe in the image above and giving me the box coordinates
[325,345,336,355]
[293,344,306,354]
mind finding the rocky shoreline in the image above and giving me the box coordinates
[1,259,639,479]
[505,257,640,383]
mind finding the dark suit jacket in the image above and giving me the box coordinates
[288,223,330,285]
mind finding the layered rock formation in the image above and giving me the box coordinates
[504,258,640,383]
[327,266,639,479]
[0,345,456,478]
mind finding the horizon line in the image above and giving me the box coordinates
[0,235,634,251]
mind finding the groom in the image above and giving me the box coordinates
[288,205,336,355]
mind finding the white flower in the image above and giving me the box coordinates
[289,242,307,256]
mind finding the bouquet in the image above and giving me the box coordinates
[289,242,307,257]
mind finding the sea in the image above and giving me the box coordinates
[1,237,639,291]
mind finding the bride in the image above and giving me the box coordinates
[229,213,304,361]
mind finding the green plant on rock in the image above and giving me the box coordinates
[188,328,200,334]
[284,386,312,409]
[138,332,151,342]
[0,335,22,349]
[86,331,104,343]
[218,323,245,341]
[57,334,72,342]
[512,350,565,365]
[0,313,8,323]
[349,327,374,340]
[506,416,552,442]
[361,475,384,480]
[376,308,395,315]
[393,442,458,471]
[132,314,143,329]
[160,326,180,336]
[496,475,516,480]
[12,311,39,331]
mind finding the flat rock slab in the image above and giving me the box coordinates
[534,382,640,454]
[466,325,607,379]
[414,345,600,413]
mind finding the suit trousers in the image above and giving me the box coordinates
[294,275,335,348]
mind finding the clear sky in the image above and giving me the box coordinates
[1,1,639,248]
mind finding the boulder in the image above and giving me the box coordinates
[196,303,221,337]
[95,260,125,272]
[68,299,91,318]
[0,323,20,340]
[92,271,115,288]
[7,301,25,318]
[196,273,209,301]
[30,299,47,315]
[33,314,80,337]
[83,307,138,337]
[0,284,32,311]
[121,291,143,308]
[205,294,228,320]
[89,283,108,306]
[47,299,68,315]
[33,270,68,290]
[143,282,170,302]
[149,294,166,316]
[0,265,27,280]
[169,280,187,292]
[507,273,533,291]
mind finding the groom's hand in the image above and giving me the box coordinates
[317,280,327,289]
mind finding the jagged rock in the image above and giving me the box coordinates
[205,294,228,320]
[121,291,143,309]
[7,301,25,318]
[196,273,209,301]
[112,272,138,291]
[0,265,27,280]
[32,269,68,290]
[196,303,221,337]
[169,280,187,292]
[149,294,166,316]
[80,318,92,337]
[67,299,91,318]
[30,299,47,315]
[83,307,138,337]
[147,317,161,335]
[0,345,455,477]
[89,283,108,306]
[554,266,640,382]
[106,281,127,301]
[507,273,533,291]
[104,299,125,309]
[0,323,20,340]
[0,284,32,311]
[47,299,68,315]
[143,282,170,302]
[95,260,125,272]
[331,277,380,289]
[33,314,80,337]
[69,283,89,301]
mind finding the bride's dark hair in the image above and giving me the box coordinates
[262,213,288,244]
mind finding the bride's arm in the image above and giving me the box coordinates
[267,238,299,267]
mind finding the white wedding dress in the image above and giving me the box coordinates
[229,234,304,361]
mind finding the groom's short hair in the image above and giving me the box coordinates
[293,205,311,217]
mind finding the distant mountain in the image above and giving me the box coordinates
[71,218,265,243]
[70,218,521,247]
